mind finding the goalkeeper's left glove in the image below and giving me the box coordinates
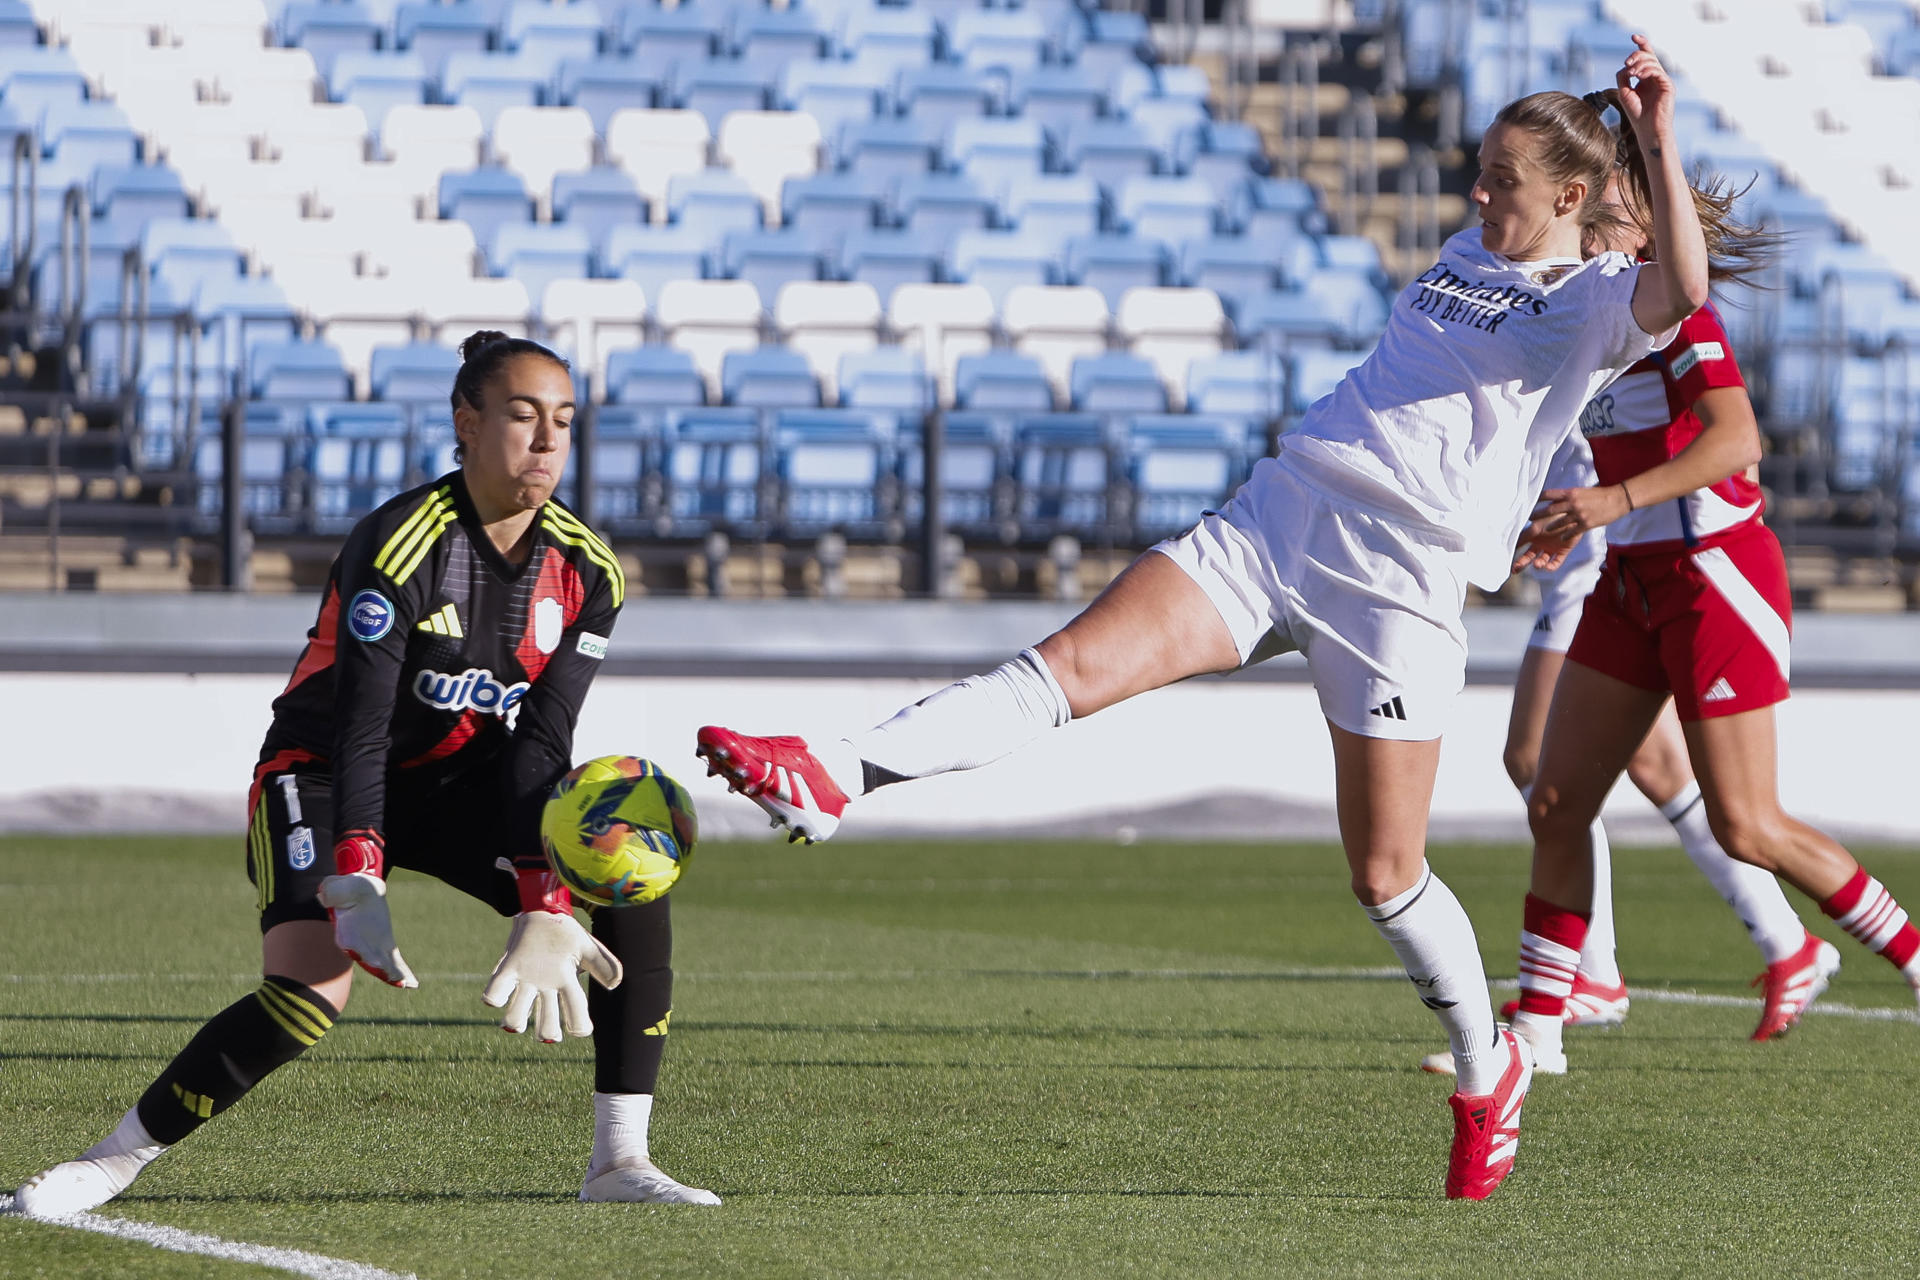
[480,867,624,1043]
[317,831,418,989]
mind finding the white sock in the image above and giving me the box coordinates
[78,1106,166,1190]
[1662,781,1805,964]
[1362,864,1503,1094]
[845,647,1072,791]
[1576,818,1622,986]
[590,1092,652,1172]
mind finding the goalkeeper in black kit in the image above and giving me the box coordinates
[15,332,719,1214]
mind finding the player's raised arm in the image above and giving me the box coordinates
[1620,35,1710,334]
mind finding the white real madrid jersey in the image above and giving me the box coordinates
[1276,227,1671,590]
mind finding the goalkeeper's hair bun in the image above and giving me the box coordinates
[450,331,570,414]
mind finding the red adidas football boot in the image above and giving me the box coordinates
[1750,932,1841,1041]
[1444,1027,1534,1200]
[696,726,850,844]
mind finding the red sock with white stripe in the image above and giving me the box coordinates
[1820,868,1920,983]
[1511,893,1589,1061]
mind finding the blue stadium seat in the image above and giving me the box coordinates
[1179,237,1284,317]
[251,339,352,400]
[91,164,190,226]
[439,167,536,247]
[841,7,939,76]
[1124,98,1208,164]
[1061,119,1158,195]
[899,408,1011,534]
[1077,9,1151,88]
[329,51,430,135]
[721,229,826,307]
[773,407,897,537]
[840,348,934,411]
[1064,234,1164,310]
[734,8,829,76]
[142,219,244,298]
[949,228,1056,306]
[949,117,1049,193]
[1013,412,1112,539]
[1318,233,1391,291]
[894,64,1006,132]
[195,403,307,529]
[0,48,86,122]
[196,276,299,373]
[664,406,765,535]
[895,172,997,241]
[606,224,714,301]
[1186,351,1287,417]
[557,57,662,133]
[782,62,888,142]
[1150,63,1212,108]
[607,345,707,407]
[504,0,604,73]
[838,228,940,302]
[490,222,593,303]
[1235,290,1345,355]
[280,3,381,79]
[1070,351,1166,413]
[1010,66,1106,141]
[41,100,138,171]
[395,3,492,85]
[834,117,942,180]
[1290,346,1370,412]
[1003,174,1101,252]
[442,52,546,129]
[1126,412,1249,540]
[1180,120,1265,203]
[666,169,763,236]
[955,350,1054,411]
[553,168,649,261]
[949,8,1050,73]
[617,4,725,78]
[313,400,411,437]
[1114,174,1215,245]
[372,342,463,402]
[0,0,33,48]
[1237,175,1325,239]
[722,346,821,408]
[781,172,886,250]
[583,402,661,527]
[670,58,772,130]
[1303,269,1391,344]
[309,402,410,530]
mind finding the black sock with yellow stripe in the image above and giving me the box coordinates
[134,975,338,1146]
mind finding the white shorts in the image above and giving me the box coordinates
[1153,457,1469,741]
[1526,526,1605,655]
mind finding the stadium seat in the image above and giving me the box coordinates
[895,172,997,242]
[492,106,597,218]
[898,409,1011,538]
[773,407,899,539]
[894,65,1006,133]
[780,171,886,251]
[443,52,549,129]
[1289,346,1369,413]
[1126,412,1249,540]
[670,58,773,130]
[1070,351,1167,413]
[1125,99,1208,166]
[542,277,648,394]
[265,102,373,174]
[607,223,714,301]
[666,169,763,237]
[141,218,244,298]
[949,228,1057,306]
[42,100,140,172]
[553,168,649,261]
[1001,283,1110,400]
[949,8,1051,73]
[556,57,661,134]
[833,117,942,181]
[330,51,430,138]
[781,62,888,143]
[90,164,190,226]
[196,274,300,376]
[280,3,381,80]
[616,3,725,79]
[1179,237,1285,318]
[721,229,826,307]
[384,103,485,185]
[838,228,941,306]
[422,277,532,346]
[948,117,1050,195]
[371,342,463,402]
[1013,412,1113,540]
[841,7,939,76]
[1116,287,1226,409]
[1303,269,1392,345]
[716,110,822,218]
[1182,120,1266,204]
[503,0,604,71]
[1003,174,1102,252]
[663,406,766,535]
[194,403,306,529]
[1061,119,1159,196]
[1186,351,1288,417]
[889,281,997,402]
[734,7,830,77]
[655,278,764,397]
[395,2,491,85]
[955,350,1055,411]
[489,223,593,306]
[605,345,706,408]
[1064,234,1166,310]
[1077,9,1152,89]
[774,280,883,403]
[308,273,422,395]
[1318,234,1391,291]
[308,403,410,531]
[439,167,535,250]
[1114,175,1216,246]
[606,108,711,216]
[722,346,821,408]
[0,47,86,122]
[251,338,352,401]
[360,219,481,287]
[840,347,935,411]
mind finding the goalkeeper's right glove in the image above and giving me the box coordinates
[316,830,418,989]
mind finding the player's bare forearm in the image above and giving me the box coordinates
[1609,387,1761,511]
[1623,35,1710,331]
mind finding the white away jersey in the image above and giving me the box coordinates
[1276,227,1672,589]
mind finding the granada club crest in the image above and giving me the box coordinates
[534,597,563,654]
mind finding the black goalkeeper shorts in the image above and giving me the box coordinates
[245,752,522,932]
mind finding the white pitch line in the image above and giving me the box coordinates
[0,1193,418,1280]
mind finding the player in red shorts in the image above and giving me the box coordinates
[1507,173,1920,1072]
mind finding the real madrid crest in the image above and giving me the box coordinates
[1530,266,1571,286]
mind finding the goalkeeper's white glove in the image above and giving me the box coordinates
[481,867,624,1043]
[316,831,418,989]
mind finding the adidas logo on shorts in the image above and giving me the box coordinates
[1369,695,1408,721]
[1703,677,1737,703]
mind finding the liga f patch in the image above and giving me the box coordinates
[1669,341,1725,380]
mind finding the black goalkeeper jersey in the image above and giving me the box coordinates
[259,471,624,870]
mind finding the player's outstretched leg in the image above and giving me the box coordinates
[581,898,719,1205]
[695,726,857,844]
[15,967,341,1217]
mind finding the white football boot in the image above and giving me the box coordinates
[580,1160,722,1205]
[14,1157,142,1218]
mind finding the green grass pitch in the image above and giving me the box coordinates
[4,834,1918,1278]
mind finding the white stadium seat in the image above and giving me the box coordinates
[887,283,996,406]
[1116,287,1226,410]
[606,108,711,220]
[773,280,881,402]
[655,279,763,398]
[716,110,822,224]
[424,276,533,346]
[1001,284,1110,402]
[541,278,649,397]
[492,106,597,220]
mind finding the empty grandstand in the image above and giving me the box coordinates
[0,0,1914,605]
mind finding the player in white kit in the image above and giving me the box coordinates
[699,37,1709,1201]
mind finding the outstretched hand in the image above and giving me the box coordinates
[1615,33,1675,140]
[1511,484,1633,572]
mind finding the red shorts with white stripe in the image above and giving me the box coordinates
[1565,523,1792,721]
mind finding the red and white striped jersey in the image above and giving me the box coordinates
[1577,305,1761,552]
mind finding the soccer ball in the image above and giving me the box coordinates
[540,756,697,907]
